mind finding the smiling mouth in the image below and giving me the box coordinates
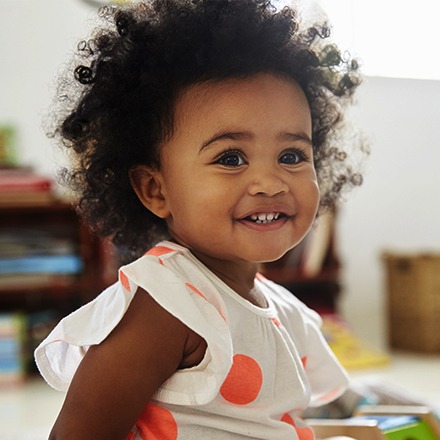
[246,212,284,224]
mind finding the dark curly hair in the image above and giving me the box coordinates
[49,0,366,259]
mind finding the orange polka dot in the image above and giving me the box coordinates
[185,282,207,300]
[136,402,178,440]
[271,317,281,327]
[295,425,314,440]
[220,354,263,405]
[119,271,131,291]
[185,282,227,321]
[301,356,308,368]
[145,246,174,257]
[281,413,314,440]
[281,412,295,426]
[255,272,267,281]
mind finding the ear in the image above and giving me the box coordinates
[129,165,170,219]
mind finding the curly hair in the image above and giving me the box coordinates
[49,0,366,258]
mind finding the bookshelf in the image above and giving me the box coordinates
[0,202,116,307]
[0,201,117,381]
[261,210,341,314]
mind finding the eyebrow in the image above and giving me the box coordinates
[277,132,313,146]
[200,130,312,152]
[200,131,252,151]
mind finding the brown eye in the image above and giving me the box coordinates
[279,149,307,165]
[216,150,246,167]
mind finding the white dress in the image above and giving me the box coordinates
[35,241,348,439]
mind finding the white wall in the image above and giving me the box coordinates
[317,0,440,81]
[0,0,95,176]
[1,1,440,349]
[338,76,440,348]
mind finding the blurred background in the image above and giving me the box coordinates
[2,0,439,348]
[0,0,439,438]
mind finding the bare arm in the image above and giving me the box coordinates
[49,288,205,440]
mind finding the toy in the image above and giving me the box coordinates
[308,405,440,440]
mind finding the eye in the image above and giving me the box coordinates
[279,148,308,165]
[215,150,246,167]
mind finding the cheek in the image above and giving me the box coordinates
[297,175,320,214]
[310,180,321,212]
[164,177,216,222]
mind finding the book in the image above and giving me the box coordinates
[358,415,437,440]
[0,168,54,206]
[0,228,77,258]
[0,273,76,290]
[321,314,390,370]
[301,210,334,277]
[25,310,58,374]
[0,172,52,192]
[0,191,54,206]
[0,255,83,275]
[0,313,26,385]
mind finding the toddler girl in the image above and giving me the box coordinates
[35,0,364,438]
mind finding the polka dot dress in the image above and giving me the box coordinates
[35,241,348,439]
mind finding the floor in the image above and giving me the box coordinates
[348,351,440,410]
[0,352,439,439]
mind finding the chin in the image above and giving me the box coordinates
[258,240,303,264]
[259,255,286,264]
[250,248,290,264]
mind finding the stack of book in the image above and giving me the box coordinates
[0,167,55,206]
[320,314,390,370]
[0,311,58,382]
[0,313,25,385]
[0,228,83,290]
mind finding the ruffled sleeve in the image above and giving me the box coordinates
[257,277,348,407]
[35,245,233,406]
[34,282,132,392]
[300,312,349,407]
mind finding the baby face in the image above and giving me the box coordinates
[146,73,319,270]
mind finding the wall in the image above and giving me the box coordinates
[0,0,93,176]
[338,76,440,348]
[1,1,439,349]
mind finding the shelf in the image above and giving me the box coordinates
[0,200,117,307]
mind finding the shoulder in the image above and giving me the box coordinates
[46,287,197,439]
[122,244,233,405]
[257,274,322,328]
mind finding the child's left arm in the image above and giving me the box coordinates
[47,288,197,440]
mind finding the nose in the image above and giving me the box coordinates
[247,165,289,197]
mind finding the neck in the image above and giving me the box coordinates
[191,250,259,300]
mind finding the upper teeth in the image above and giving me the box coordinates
[250,213,280,223]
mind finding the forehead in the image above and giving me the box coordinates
[171,73,312,136]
